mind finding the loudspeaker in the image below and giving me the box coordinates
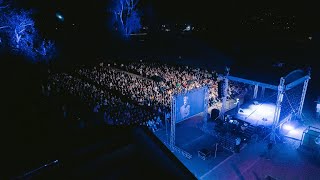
[211,109,220,120]
[301,129,320,150]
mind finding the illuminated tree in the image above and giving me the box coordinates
[35,40,56,63]
[109,0,141,38]
[0,3,56,62]
[1,10,37,58]
[0,0,9,45]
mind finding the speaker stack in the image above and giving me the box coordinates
[210,109,220,121]
[301,127,320,151]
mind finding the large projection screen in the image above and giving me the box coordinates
[175,88,205,123]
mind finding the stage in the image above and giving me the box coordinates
[154,115,234,179]
[224,100,309,141]
[152,103,313,179]
[226,100,276,127]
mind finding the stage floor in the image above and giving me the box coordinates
[226,101,276,127]
[154,115,233,179]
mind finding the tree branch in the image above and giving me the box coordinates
[20,23,33,28]
[14,28,21,43]
[0,25,9,29]
[119,2,124,27]
[18,28,25,34]
[0,4,9,9]
[133,0,139,7]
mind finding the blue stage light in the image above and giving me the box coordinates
[55,12,64,22]
[282,124,294,131]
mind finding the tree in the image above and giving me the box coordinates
[1,9,37,58]
[0,0,8,46]
[35,40,56,63]
[0,1,56,62]
[109,0,141,38]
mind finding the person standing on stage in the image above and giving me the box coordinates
[266,141,273,160]
[235,137,241,153]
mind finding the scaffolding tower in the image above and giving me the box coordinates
[219,67,310,143]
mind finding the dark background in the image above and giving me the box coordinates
[6,0,319,67]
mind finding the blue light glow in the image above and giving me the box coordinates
[282,124,294,131]
[35,40,57,63]
[0,2,57,62]
[0,9,37,59]
[55,12,64,22]
[109,0,141,38]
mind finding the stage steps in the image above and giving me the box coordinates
[242,125,256,142]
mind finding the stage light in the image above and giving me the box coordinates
[55,12,64,22]
[281,118,303,137]
[282,123,294,131]
[184,25,191,31]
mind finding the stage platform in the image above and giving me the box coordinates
[154,115,234,179]
[224,100,308,141]
[152,104,311,179]
[226,100,276,127]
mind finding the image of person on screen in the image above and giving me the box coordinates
[180,96,190,119]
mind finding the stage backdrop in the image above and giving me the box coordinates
[175,87,205,123]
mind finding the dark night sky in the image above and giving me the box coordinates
[14,0,318,29]
[8,0,318,66]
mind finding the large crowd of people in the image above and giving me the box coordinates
[46,59,248,129]
[48,73,157,126]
